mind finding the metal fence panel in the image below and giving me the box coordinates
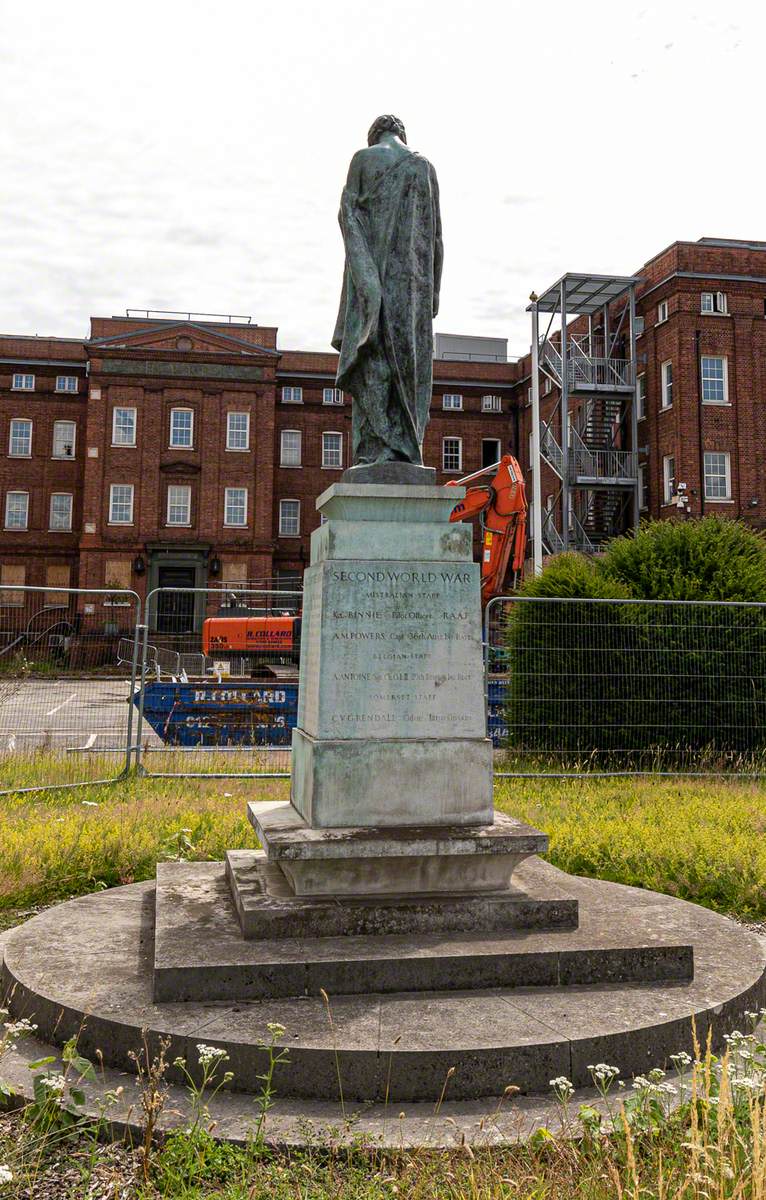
[133,587,302,778]
[0,585,141,794]
[486,594,766,775]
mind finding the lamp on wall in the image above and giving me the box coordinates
[209,554,221,577]
[132,554,145,575]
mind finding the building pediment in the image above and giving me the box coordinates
[87,321,280,359]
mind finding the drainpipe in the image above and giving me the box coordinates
[695,330,705,517]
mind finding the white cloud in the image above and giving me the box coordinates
[1,0,764,358]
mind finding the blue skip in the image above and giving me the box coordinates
[136,681,299,747]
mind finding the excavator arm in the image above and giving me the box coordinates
[446,455,527,605]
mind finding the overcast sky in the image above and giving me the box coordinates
[0,0,760,358]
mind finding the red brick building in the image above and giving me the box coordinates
[513,237,766,553]
[3,236,766,626]
[0,313,516,628]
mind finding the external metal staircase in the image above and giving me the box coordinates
[529,273,640,560]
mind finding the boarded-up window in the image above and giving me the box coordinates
[104,559,132,591]
[1,564,25,606]
[222,561,248,585]
[44,565,70,607]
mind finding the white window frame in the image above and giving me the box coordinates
[703,451,732,501]
[442,393,463,411]
[279,498,301,537]
[109,484,134,525]
[5,491,29,530]
[482,438,502,469]
[636,373,646,420]
[280,429,302,467]
[322,388,344,406]
[225,411,250,451]
[657,299,668,323]
[662,455,675,505]
[638,463,648,511]
[11,373,34,391]
[661,361,673,409]
[482,394,503,413]
[49,492,73,531]
[112,407,137,447]
[543,376,552,396]
[55,375,78,393]
[701,355,729,405]
[701,291,728,315]
[322,431,343,468]
[166,484,192,526]
[281,386,303,404]
[442,436,462,472]
[224,486,248,527]
[52,419,76,459]
[9,418,32,457]
[169,407,194,448]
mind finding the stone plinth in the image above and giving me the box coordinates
[248,800,547,898]
[290,483,493,829]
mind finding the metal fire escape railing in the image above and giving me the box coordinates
[529,272,640,565]
[568,425,637,483]
[540,421,564,478]
[567,335,634,390]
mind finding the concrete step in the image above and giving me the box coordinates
[154,859,691,1002]
[3,863,764,1103]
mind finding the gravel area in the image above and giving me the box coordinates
[0,1114,142,1199]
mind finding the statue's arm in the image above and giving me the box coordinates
[344,149,366,196]
[430,165,444,318]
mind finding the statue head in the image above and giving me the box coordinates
[367,114,407,147]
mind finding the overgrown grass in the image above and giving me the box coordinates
[3,766,766,1196]
[3,1033,766,1198]
[0,769,285,912]
[2,767,766,919]
[497,775,766,919]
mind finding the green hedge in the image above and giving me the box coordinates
[503,519,766,766]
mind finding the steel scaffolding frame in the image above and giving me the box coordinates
[528,273,640,571]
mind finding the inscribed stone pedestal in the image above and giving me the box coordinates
[289,483,493,828]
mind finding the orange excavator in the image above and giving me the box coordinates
[447,454,528,604]
[202,455,527,667]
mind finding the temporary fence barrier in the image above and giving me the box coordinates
[485,594,766,775]
[0,585,141,794]
[131,586,303,779]
[4,586,766,794]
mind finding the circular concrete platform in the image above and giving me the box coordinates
[1,862,765,1146]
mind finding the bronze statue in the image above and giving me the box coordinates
[332,115,443,477]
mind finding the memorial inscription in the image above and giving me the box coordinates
[297,559,485,742]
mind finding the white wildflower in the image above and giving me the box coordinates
[669,1051,692,1068]
[550,1076,574,1100]
[196,1043,229,1066]
[4,1018,37,1038]
[266,1022,286,1040]
[0,1165,13,1185]
[39,1073,66,1093]
[587,1063,620,1083]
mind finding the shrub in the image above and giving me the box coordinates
[602,516,766,602]
[502,518,766,766]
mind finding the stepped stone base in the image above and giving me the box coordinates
[151,857,692,1003]
[2,861,763,1111]
[248,800,546,897]
[223,849,579,942]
